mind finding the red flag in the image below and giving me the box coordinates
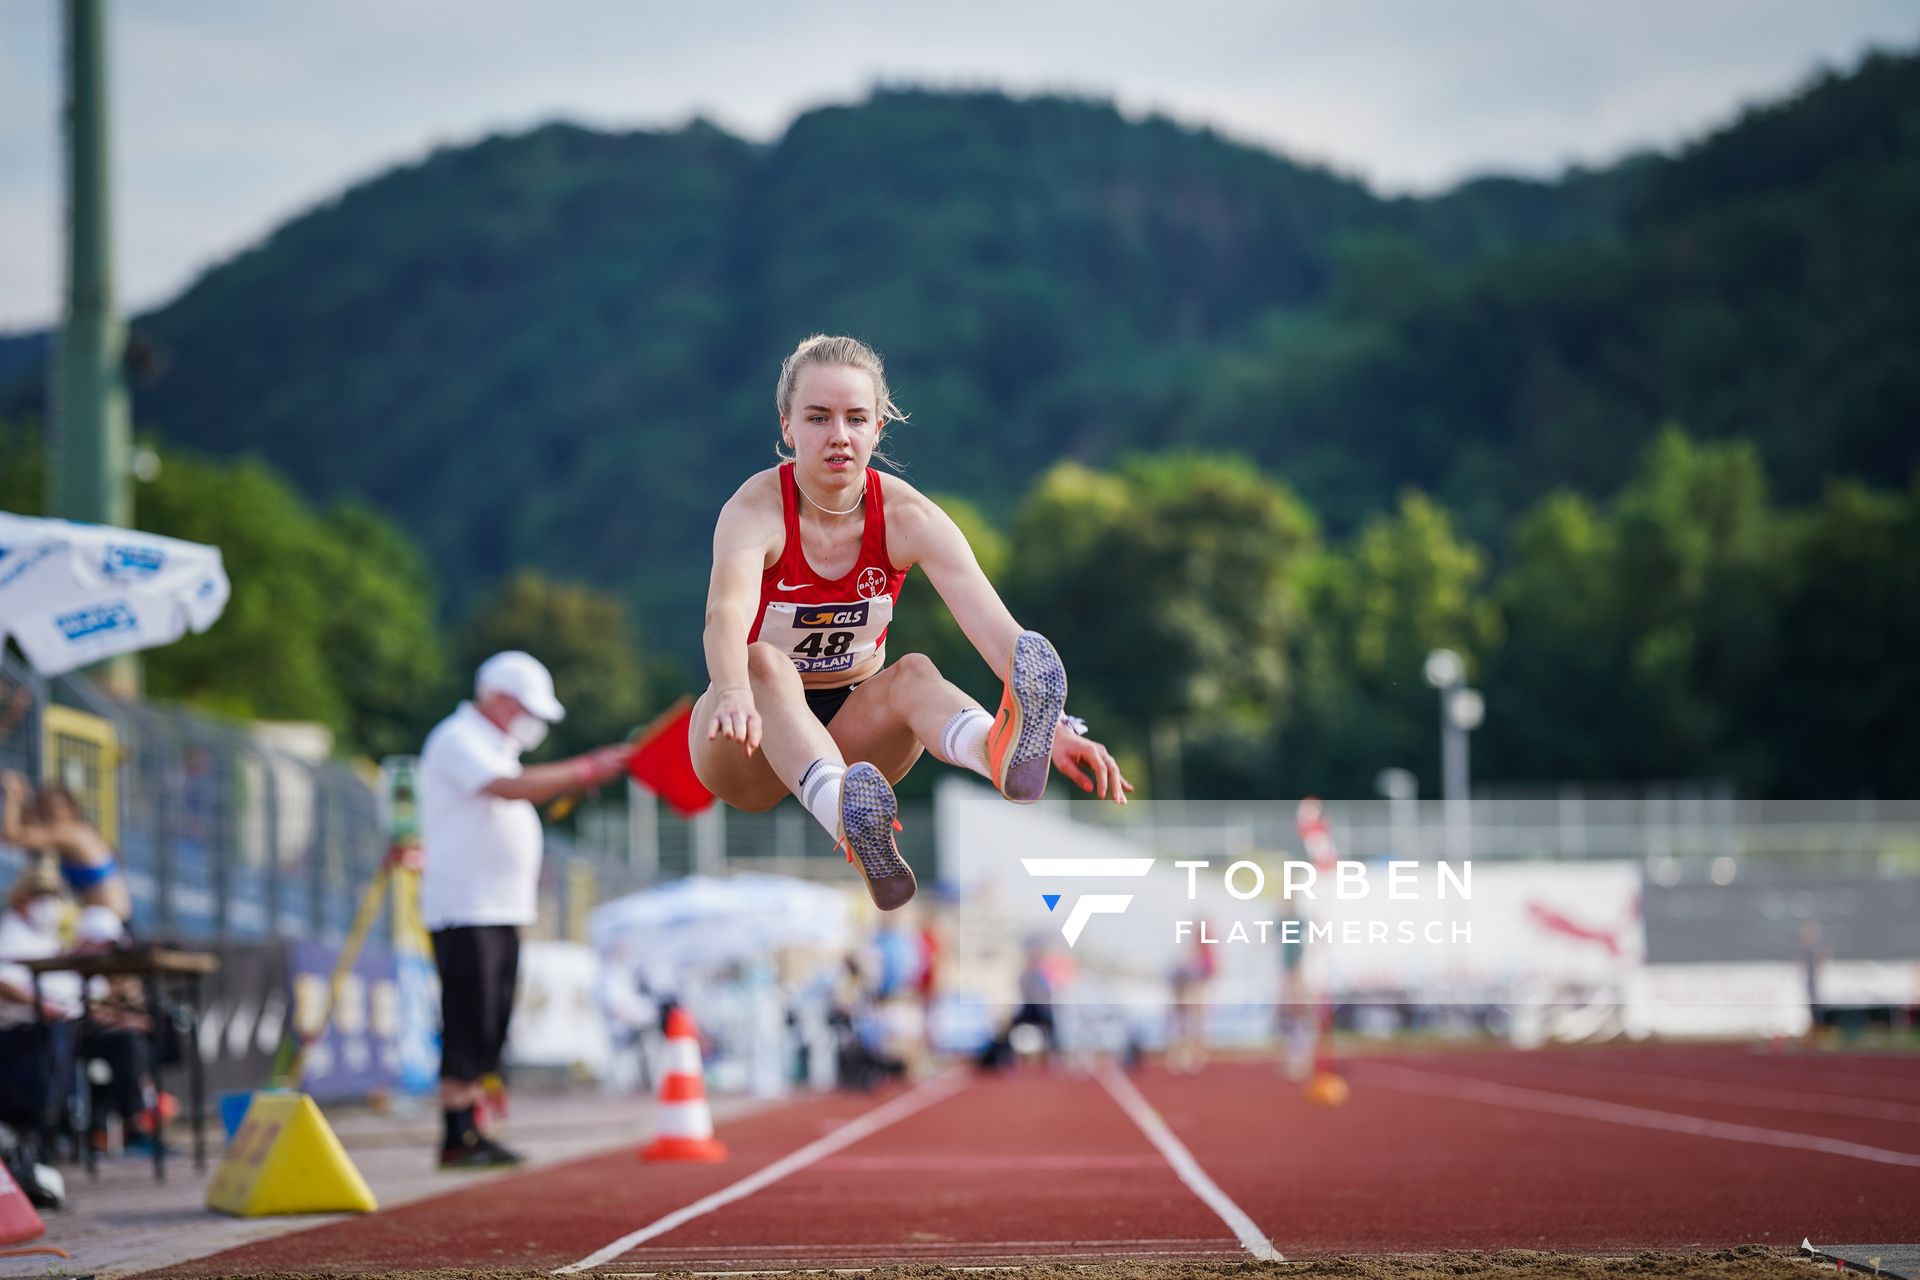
[627,696,715,818]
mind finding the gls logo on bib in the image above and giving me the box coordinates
[796,604,869,629]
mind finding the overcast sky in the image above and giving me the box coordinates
[1,1,1913,329]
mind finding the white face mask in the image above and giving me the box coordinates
[26,897,64,933]
[507,713,549,753]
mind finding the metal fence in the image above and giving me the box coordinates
[3,654,931,945]
[1,655,381,944]
[1056,791,1920,878]
[567,791,938,911]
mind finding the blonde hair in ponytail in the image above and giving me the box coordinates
[774,334,907,465]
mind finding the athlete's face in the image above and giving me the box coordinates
[783,364,879,481]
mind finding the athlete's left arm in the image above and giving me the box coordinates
[889,483,1133,804]
[885,481,1020,675]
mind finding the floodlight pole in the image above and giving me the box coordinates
[1424,650,1482,861]
[54,0,138,695]
[54,0,131,529]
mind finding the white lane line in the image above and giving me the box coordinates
[554,1072,970,1274]
[1459,1059,1920,1124]
[1358,1063,1920,1168]
[1093,1064,1281,1262]
[814,1153,1165,1171]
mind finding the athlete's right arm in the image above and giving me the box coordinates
[702,479,781,755]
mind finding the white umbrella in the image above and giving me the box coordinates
[0,511,230,676]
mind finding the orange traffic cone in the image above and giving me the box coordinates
[1305,1070,1350,1106]
[641,1009,728,1163]
[0,1160,45,1245]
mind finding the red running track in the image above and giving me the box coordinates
[143,1043,1920,1276]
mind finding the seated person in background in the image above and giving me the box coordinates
[0,859,81,1165]
[1,771,133,922]
[70,905,165,1154]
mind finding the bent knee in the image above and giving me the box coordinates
[745,641,798,686]
[889,651,939,684]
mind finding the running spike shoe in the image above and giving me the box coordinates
[986,631,1067,804]
[838,761,916,911]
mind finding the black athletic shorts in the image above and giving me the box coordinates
[804,680,863,726]
[431,924,520,1083]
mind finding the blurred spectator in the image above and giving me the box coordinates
[1,770,133,921]
[0,859,78,1174]
[69,906,169,1156]
[1799,920,1829,1043]
[596,939,660,1096]
[1166,932,1216,1074]
[978,938,1056,1072]
[915,914,942,1013]
[1275,898,1313,1080]
[828,952,903,1091]
[873,921,924,1000]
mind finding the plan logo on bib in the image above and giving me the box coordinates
[1021,857,1155,947]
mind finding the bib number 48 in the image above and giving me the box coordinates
[794,631,854,658]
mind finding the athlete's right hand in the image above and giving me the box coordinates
[707,686,762,756]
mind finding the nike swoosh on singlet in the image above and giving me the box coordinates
[777,579,814,591]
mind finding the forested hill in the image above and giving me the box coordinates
[5,52,1916,630]
[1159,47,1920,534]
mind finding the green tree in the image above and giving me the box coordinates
[1742,477,1920,794]
[135,450,446,756]
[1477,490,1626,780]
[0,421,44,513]
[1284,491,1500,796]
[315,503,448,759]
[1479,429,1779,785]
[1005,454,1318,794]
[450,571,650,761]
[880,492,1008,706]
[1607,429,1775,777]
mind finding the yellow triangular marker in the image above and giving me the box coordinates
[206,1091,377,1216]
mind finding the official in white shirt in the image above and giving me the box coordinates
[419,651,631,1168]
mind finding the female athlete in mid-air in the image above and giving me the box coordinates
[692,334,1133,910]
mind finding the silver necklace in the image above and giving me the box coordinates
[796,474,862,517]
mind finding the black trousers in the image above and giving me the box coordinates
[430,925,520,1083]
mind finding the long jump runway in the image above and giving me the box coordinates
[143,1044,1920,1276]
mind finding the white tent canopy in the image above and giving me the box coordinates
[0,512,229,675]
[588,873,854,987]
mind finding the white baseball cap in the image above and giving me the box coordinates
[475,651,566,722]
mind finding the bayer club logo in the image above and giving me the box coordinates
[857,566,888,599]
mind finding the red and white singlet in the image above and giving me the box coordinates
[747,463,908,681]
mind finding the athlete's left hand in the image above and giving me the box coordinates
[1051,725,1133,803]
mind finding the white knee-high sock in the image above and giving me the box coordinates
[939,708,994,779]
[798,758,846,840]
